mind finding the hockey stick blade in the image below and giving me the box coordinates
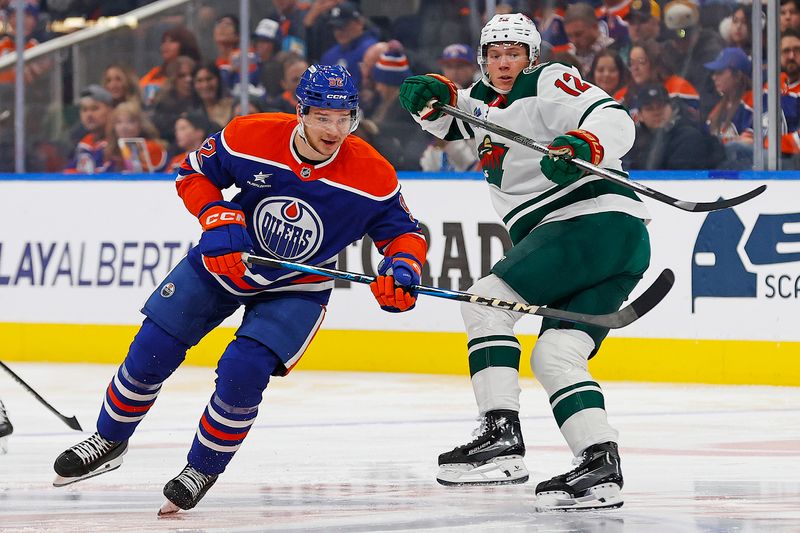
[242,254,673,329]
[433,102,766,212]
[0,360,83,431]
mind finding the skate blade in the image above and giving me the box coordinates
[437,455,529,486]
[0,435,8,455]
[535,483,623,511]
[53,454,125,487]
[158,500,182,516]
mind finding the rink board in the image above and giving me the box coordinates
[0,176,798,385]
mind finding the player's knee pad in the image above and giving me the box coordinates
[125,318,191,384]
[461,274,525,338]
[530,329,595,395]
[215,336,281,407]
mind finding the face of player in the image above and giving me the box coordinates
[298,107,352,158]
[80,99,111,135]
[629,46,652,85]
[442,61,477,89]
[485,43,529,92]
[103,67,128,102]
[194,68,219,102]
[174,118,204,151]
[114,112,141,138]
[593,56,620,95]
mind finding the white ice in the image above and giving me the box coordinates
[1,362,799,532]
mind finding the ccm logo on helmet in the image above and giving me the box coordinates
[327,94,347,99]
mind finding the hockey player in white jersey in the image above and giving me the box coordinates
[399,13,651,510]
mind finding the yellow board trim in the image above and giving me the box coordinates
[1,323,798,386]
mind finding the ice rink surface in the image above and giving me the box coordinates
[0,362,798,533]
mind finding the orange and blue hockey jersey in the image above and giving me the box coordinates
[175,113,427,301]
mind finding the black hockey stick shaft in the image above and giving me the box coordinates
[0,360,83,431]
[242,253,673,329]
[433,102,766,212]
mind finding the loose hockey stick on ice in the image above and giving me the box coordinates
[242,253,674,329]
[432,102,766,212]
[0,360,83,431]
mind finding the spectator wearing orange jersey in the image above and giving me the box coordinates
[0,2,49,84]
[66,85,114,174]
[140,26,201,107]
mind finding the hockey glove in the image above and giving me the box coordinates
[540,129,604,186]
[197,201,254,278]
[399,74,458,120]
[369,253,422,313]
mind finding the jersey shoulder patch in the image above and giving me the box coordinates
[323,136,398,199]
[221,113,296,164]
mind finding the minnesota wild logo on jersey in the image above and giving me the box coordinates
[478,135,509,187]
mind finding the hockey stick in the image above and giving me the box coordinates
[0,360,83,431]
[432,102,766,212]
[242,253,674,329]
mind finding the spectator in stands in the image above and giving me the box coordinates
[438,43,479,89]
[624,83,724,170]
[588,49,629,98]
[299,0,339,63]
[232,97,267,116]
[102,64,141,108]
[357,41,390,116]
[595,0,631,45]
[704,47,754,169]
[320,2,378,89]
[166,110,213,173]
[623,0,661,49]
[104,101,167,173]
[617,39,700,122]
[265,54,308,113]
[67,85,113,173]
[781,0,800,33]
[151,55,199,149]
[270,0,311,57]
[562,2,614,77]
[776,30,800,167]
[213,14,239,72]
[139,26,201,107]
[0,2,49,84]
[419,43,479,172]
[366,43,427,170]
[193,63,232,129]
[719,6,752,56]
[660,0,724,120]
[253,18,282,65]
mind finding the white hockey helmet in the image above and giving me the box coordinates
[478,13,541,91]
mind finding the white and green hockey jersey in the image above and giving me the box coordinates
[414,62,651,244]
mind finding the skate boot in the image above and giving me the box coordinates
[437,409,528,486]
[0,400,12,454]
[535,441,624,511]
[158,464,218,515]
[53,432,128,487]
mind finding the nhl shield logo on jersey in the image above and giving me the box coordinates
[253,196,324,261]
[160,282,175,298]
[479,135,509,187]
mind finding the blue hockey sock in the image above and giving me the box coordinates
[97,318,190,442]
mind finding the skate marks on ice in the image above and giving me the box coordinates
[1,364,800,532]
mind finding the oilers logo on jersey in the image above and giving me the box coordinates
[253,196,324,261]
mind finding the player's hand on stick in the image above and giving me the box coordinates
[540,129,604,185]
[369,254,422,312]
[399,74,458,120]
[197,201,254,278]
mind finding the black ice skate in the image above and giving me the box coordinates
[0,400,12,454]
[534,441,624,511]
[158,464,218,515]
[437,409,528,486]
[53,432,128,487]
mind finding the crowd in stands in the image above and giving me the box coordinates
[1,0,800,173]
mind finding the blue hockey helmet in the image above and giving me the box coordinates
[296,64,359,112]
